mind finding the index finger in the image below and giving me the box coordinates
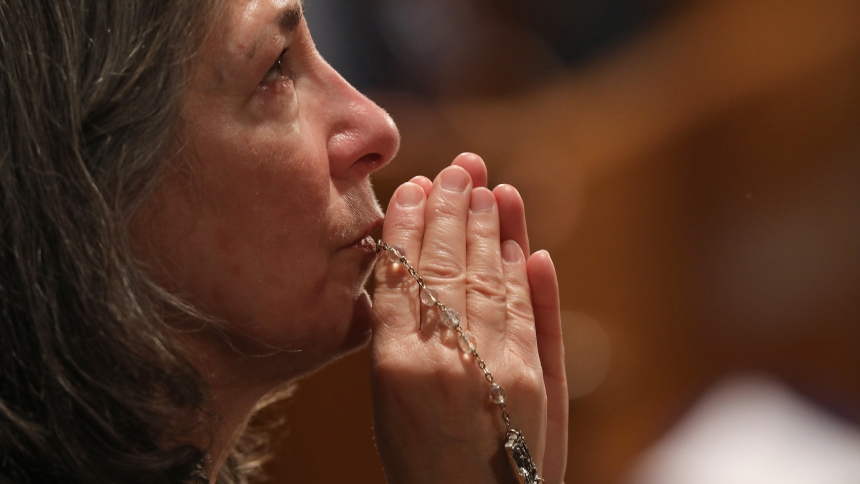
[373,182,427,338]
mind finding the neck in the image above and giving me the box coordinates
[179,331,303,482]
[204,380,267,482]
[175,318,366,480]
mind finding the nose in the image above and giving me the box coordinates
[316,62,400,180]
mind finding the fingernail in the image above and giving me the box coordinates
[501,240,523,263]
[470,188,495,212]
[439,167,470,192]
[396,182,424,207]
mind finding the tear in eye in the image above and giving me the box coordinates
[263,49,293,84]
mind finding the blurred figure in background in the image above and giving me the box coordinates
[272,0,860,483]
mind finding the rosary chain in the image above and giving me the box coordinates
[376,240,543,483]
[377,241,512,428]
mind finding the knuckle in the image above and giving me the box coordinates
[523,379,548,406]
[468,218,498,240]
[387,216,423,238]
[465,271,506,301]
[431,195,467,218]
[509,366,545,396]
[421,255,466,281]
[506,295,534,322]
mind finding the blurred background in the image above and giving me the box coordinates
[263,0,860,482]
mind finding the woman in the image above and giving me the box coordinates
[0,0,568,482]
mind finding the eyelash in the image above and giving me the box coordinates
[262,48,296,84]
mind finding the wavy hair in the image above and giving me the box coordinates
[0,1,263,482]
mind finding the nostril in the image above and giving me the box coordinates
[352,153,384,172]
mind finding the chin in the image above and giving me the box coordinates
[260,267,375,381]
[289,291,371,381]
[256,293,371,383]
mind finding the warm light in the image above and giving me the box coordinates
[561,311,611,399]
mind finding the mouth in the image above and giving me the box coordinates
[343,217,384,254]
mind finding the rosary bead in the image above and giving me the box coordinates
[385,245,406,262]
[420,287,439,306]
[458,332,477,354]
[441,308,460,328]
[489,383,507,404]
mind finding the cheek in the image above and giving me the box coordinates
[191,124,330,263]
[134,119,342,347]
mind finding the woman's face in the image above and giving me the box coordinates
[134,0,399,370]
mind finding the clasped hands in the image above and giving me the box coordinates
[371,153,568,483]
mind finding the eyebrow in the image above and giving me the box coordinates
[277,1,304,33]
[243,1,304,61]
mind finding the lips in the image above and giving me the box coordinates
[343,217,384,252]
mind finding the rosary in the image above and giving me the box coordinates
[377,241,544,484]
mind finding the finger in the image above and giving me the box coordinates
[493,184,530,256]
[373,182,427,337]
[452,152,488,188]
[465,188,507,344]
[409,175,433,196]
[499,239,537,348]
[528,251,567,484]
[499,239,546,464]
[419,166,472,334]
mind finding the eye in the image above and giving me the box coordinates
[262,48,295,84]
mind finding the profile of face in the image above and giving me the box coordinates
[134,0,399,375]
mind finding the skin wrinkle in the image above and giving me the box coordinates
[2,0,561,480]
[370,160,565,482]
[129,0,400,476]
[466,273,506,301]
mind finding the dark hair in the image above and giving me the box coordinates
[0,1,260,482]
